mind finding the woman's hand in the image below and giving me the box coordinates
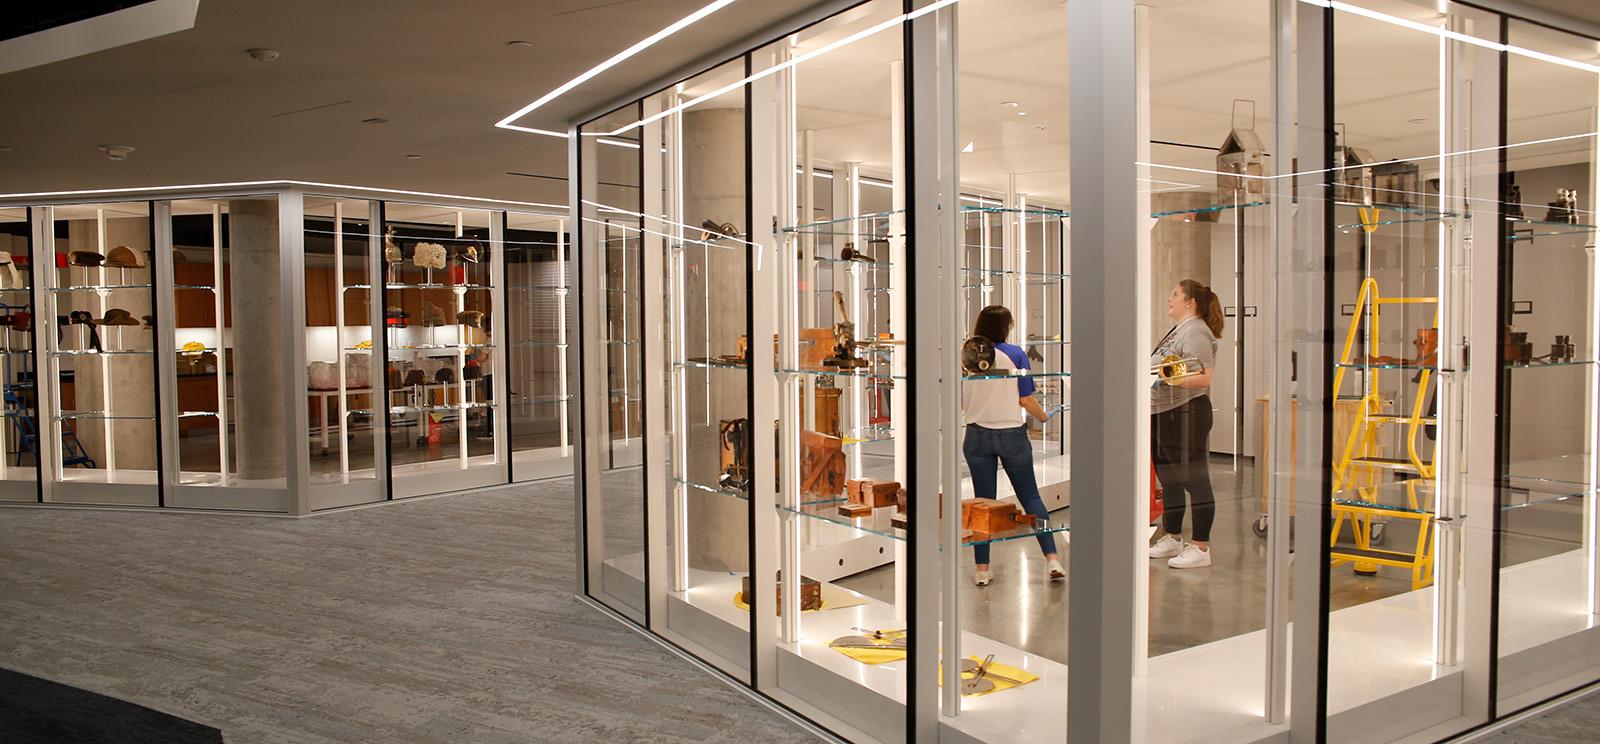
[1021,395,1051,422]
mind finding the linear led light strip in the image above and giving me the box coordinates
[495,0,741,137]
[1299,0,1600,74]
[1141,130,1600,184]
[0,179,567,211]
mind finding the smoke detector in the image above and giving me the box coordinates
[98,145,136,161]
[247,48,280,62]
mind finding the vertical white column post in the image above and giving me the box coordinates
[557,219,571,455]
[279,191,309,515]
[936,4,963,719]
[1133,3,1153,682]
[1264,0,1295,724]
[750,47,783,688]
[1067,0,1142,741]
[1588,92,1600,615]
[334,203,348,478]
[642,94,673,621]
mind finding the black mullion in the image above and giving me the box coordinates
[150,200,165,507]
[1488,14,1510,719]
[900,0,920,738]
[378,201,394,502]
[501,210,514,486]
[637,101,653,631]
[1315,7,1335,741]
[743,52,758,685]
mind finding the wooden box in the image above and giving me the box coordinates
[800,430,845,498]
[847,478,902,508]
[742,573,821,612]
[805,385,842,437]
[961,499,1036,536]
[837,502,874,518]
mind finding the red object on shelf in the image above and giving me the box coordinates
[1150,462,1165,524]
[54,253,68,268]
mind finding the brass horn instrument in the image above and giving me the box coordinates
[1151,355,1200,385]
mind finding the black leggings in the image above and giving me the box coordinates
[1152,395,1216,543]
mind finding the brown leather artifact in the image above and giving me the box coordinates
[742,573,821,613]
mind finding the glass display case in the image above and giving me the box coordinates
[560,0,1600,742]
[0,183,571,513]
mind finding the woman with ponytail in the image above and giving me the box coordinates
[1149,279,1222,569]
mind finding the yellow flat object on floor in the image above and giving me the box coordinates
[828,630,908,665]
[940,657,1039,696]
[731,582,871,614]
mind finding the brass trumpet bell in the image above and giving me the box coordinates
[1153,354,1197,385]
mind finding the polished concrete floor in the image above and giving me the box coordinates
[0,480,815,744]
[836,455,1582,663]
[1481,685,1600,743]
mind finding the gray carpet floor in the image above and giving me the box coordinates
[0,479,816,744]
[1481,686,1600,743]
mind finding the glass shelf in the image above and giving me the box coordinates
[1151,200,1267,219]
[389,343,497,352]
[781,209,904,235]
[388,402,493,415]
[676,358,748,371]
[1505,359,1595,369]
[962,266,1069,280]
[964,369,1071,381]
[176,346,218,356]
[1330,497,1433,516]
[1022,338,1069,347]
[1332,202,1459,219]
[1334,361,1444,372]
[173,284,216,291]
[50,349,153,357]
[347,283,493,291]
[56,410,155,421]
[776,499,1070,547]
[960,204,1070,217]
[47,284,153,293]
[779,367,905,381]
[674,476,746,500]
[511,341,569,349]
[513,394,573,405]
[177,411,219,419]
[814,256,890,267]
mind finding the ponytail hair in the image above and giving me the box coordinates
[1179,279,1224,338]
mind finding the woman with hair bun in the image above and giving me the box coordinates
[1149,279,1223,569]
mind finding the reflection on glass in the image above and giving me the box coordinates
[42,202,158,503]
[0,207,37,500]
[304,197,382,507]
[506,211,572,480]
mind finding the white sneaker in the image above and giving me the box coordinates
[974,570,993,587]
[1168,544,1212,569]
[1149,534,1184,559]
[1046,557,1065,581]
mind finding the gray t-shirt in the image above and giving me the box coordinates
[1150,316,1216,414]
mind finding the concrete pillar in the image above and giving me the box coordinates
[229,200,285,481]
[683,108,750,572]
[67,216,156,471]
[1150,191,1215,344]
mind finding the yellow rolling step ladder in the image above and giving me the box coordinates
[1329,277,1438,590]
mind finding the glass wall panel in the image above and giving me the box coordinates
[304,196,383,508]
[165,197,288,503]
[40,202,158,505]
[582,103,649,623]
[1496,17,1600,710]
[638,58,753,678]
[0,207,37,501]
[945,1,1073,741]
[380,204,498,493]
[1134,0,1284,740]
[505,211,572,481]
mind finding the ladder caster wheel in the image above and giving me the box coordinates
[1353,562,1378,576]
[1251,515,1269,538]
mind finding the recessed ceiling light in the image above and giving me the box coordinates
[98,145,135,161]
[1408,117,1427,124]
[506,40,533,49]
[247,48,279,62]
[1033,124,1052,131]
[1001,101,1021,108]
[1017,111,1028,117]
[362,117,388,125]
[405,154,422,160]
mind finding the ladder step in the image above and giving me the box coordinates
[1365,414,1436,424]
[1349,456,1427,472]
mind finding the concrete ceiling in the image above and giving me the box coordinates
[1,0,1598,208]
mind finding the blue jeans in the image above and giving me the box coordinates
[963,424,1057,564]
